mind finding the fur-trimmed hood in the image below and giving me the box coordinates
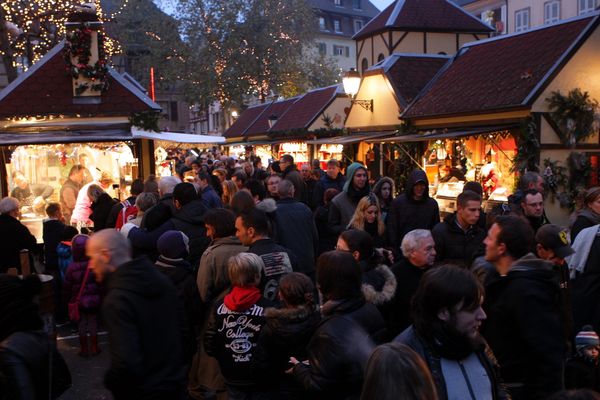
[264,304,321,338]
[256,198,277,213]
[362,264,397,306]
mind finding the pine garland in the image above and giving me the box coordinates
[546,88,599,146]
[64,22,109,94]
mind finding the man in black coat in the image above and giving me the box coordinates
[312,159,345,208]
[0,197,37,274]
[432,190,486,268]
[482,215,565,400]
[235,208,297,302]
[279,154,307,205]
[141,175,181,231]
[387,229,436,338]
[387,169,439,257]
[274,180,318,278]
[105,178,144,228]
[87,229,185,399]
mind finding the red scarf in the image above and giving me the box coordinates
[224,286,261,312]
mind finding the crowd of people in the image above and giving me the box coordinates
[1,147,600,400]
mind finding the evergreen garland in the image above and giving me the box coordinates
[64,22,109,94]
[546,88,599,146]
[129,111,162,132]
[511,117,540,184]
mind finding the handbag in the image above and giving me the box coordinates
[68,266,90,322]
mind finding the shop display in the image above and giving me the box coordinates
[6,142,136,242]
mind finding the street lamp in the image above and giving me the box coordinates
[342,68,373,112]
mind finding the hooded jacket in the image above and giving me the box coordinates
[328,163,370,236]
[387,170,439,254]
[482,254,565,400]
[204,291,273,388]
[431,212,486,268]
[282,164,308,204]
[102,257,185,399]
[63,235,101,312]
[360,261,397,308]
[248,238,297,302]
[90,193,117,231]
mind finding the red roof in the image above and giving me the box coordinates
[225,85,341,140]
[224,103,270,138]
[245,98,298,137]
[354,0,493,40]
[379,54,450,107]
[270,86,339,132]
[403,16,598,118]
[0,44,158,119]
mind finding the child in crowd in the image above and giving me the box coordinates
[565,326,600,391]
[63,234,102,357]
[43,203,66,275]
[204,253,273,398]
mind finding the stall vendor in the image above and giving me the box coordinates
[10,171,54,208]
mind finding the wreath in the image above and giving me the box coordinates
[546,88,599,146]
[64,22,109,94]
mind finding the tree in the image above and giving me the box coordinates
[0,0,123,81]
[178,0,339,107]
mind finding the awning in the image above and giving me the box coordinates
[306,131,394,145]
[0,129,133,145]
[365,125,518,143]
[132,128,226,144]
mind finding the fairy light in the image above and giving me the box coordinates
[1,0,125,72]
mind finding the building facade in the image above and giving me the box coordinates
[311,0,380,71]
[457,0,600,34]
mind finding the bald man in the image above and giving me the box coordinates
[87,229,185,398]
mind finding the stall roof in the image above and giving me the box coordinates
[0,43,160,120]
[224,103,270,139]
[132,128,225,144]
[0,129,134,145]
[365,125,518,143]
[245,97,298,137]
[403,14,599,119]
[306,131,394,145]
[353,0,493,41]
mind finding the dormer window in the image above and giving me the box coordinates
[353,0,362,9]
[334,19,342,33]
[319,17,327,30]
[334,0,343,6]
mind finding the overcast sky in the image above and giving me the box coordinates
[371,0,394,10]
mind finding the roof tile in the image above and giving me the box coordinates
[404,16,596,118]
[354,0,493,40]
[270,86,339,132]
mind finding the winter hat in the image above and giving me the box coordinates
[576,325,600,352]
[157,230,190,260]
[535,224,575,259]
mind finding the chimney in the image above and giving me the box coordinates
[65,3,106,100]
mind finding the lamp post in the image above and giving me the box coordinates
[342,68,373,112]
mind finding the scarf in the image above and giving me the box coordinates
[224,286,261,312]
[428,323,485,360]
[578,208,600,226]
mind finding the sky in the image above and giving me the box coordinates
[371,0,395,10]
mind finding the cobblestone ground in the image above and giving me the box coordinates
[56,324,112,400]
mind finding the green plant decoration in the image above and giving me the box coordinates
[546,88,599,146]
[511,117,540,188]
[129,111,162,132]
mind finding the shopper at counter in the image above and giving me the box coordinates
[88,185,117,232]
[10,171,54,208]
[60,165,86,223]
[71,172,114,226]
[0,197,37,274]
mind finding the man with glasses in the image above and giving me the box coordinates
[521,189,550,234]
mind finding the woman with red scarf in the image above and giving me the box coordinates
[204,252,274,399]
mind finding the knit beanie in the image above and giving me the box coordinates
[576,325,600,352]
[157,230,190,260]
[0,274,43,342]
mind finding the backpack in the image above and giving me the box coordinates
[115,199,138,230]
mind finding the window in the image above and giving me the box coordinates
[515,8,530,32]
[377,53,385,62]
[318,42,327,55]
[169,101,179,122]
[361,58,368,73]
[334,0,342,5]
[333,45,350,57]
[544,1,560,24]
[333,19,342,33]
[353,0,362,9]
[354,19,363,33]
[579,0,596,14]
[319,17,326,30]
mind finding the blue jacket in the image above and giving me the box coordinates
[200,185,223,209]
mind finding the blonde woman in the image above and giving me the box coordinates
[348,194,386,248]
[221,180,238,206]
